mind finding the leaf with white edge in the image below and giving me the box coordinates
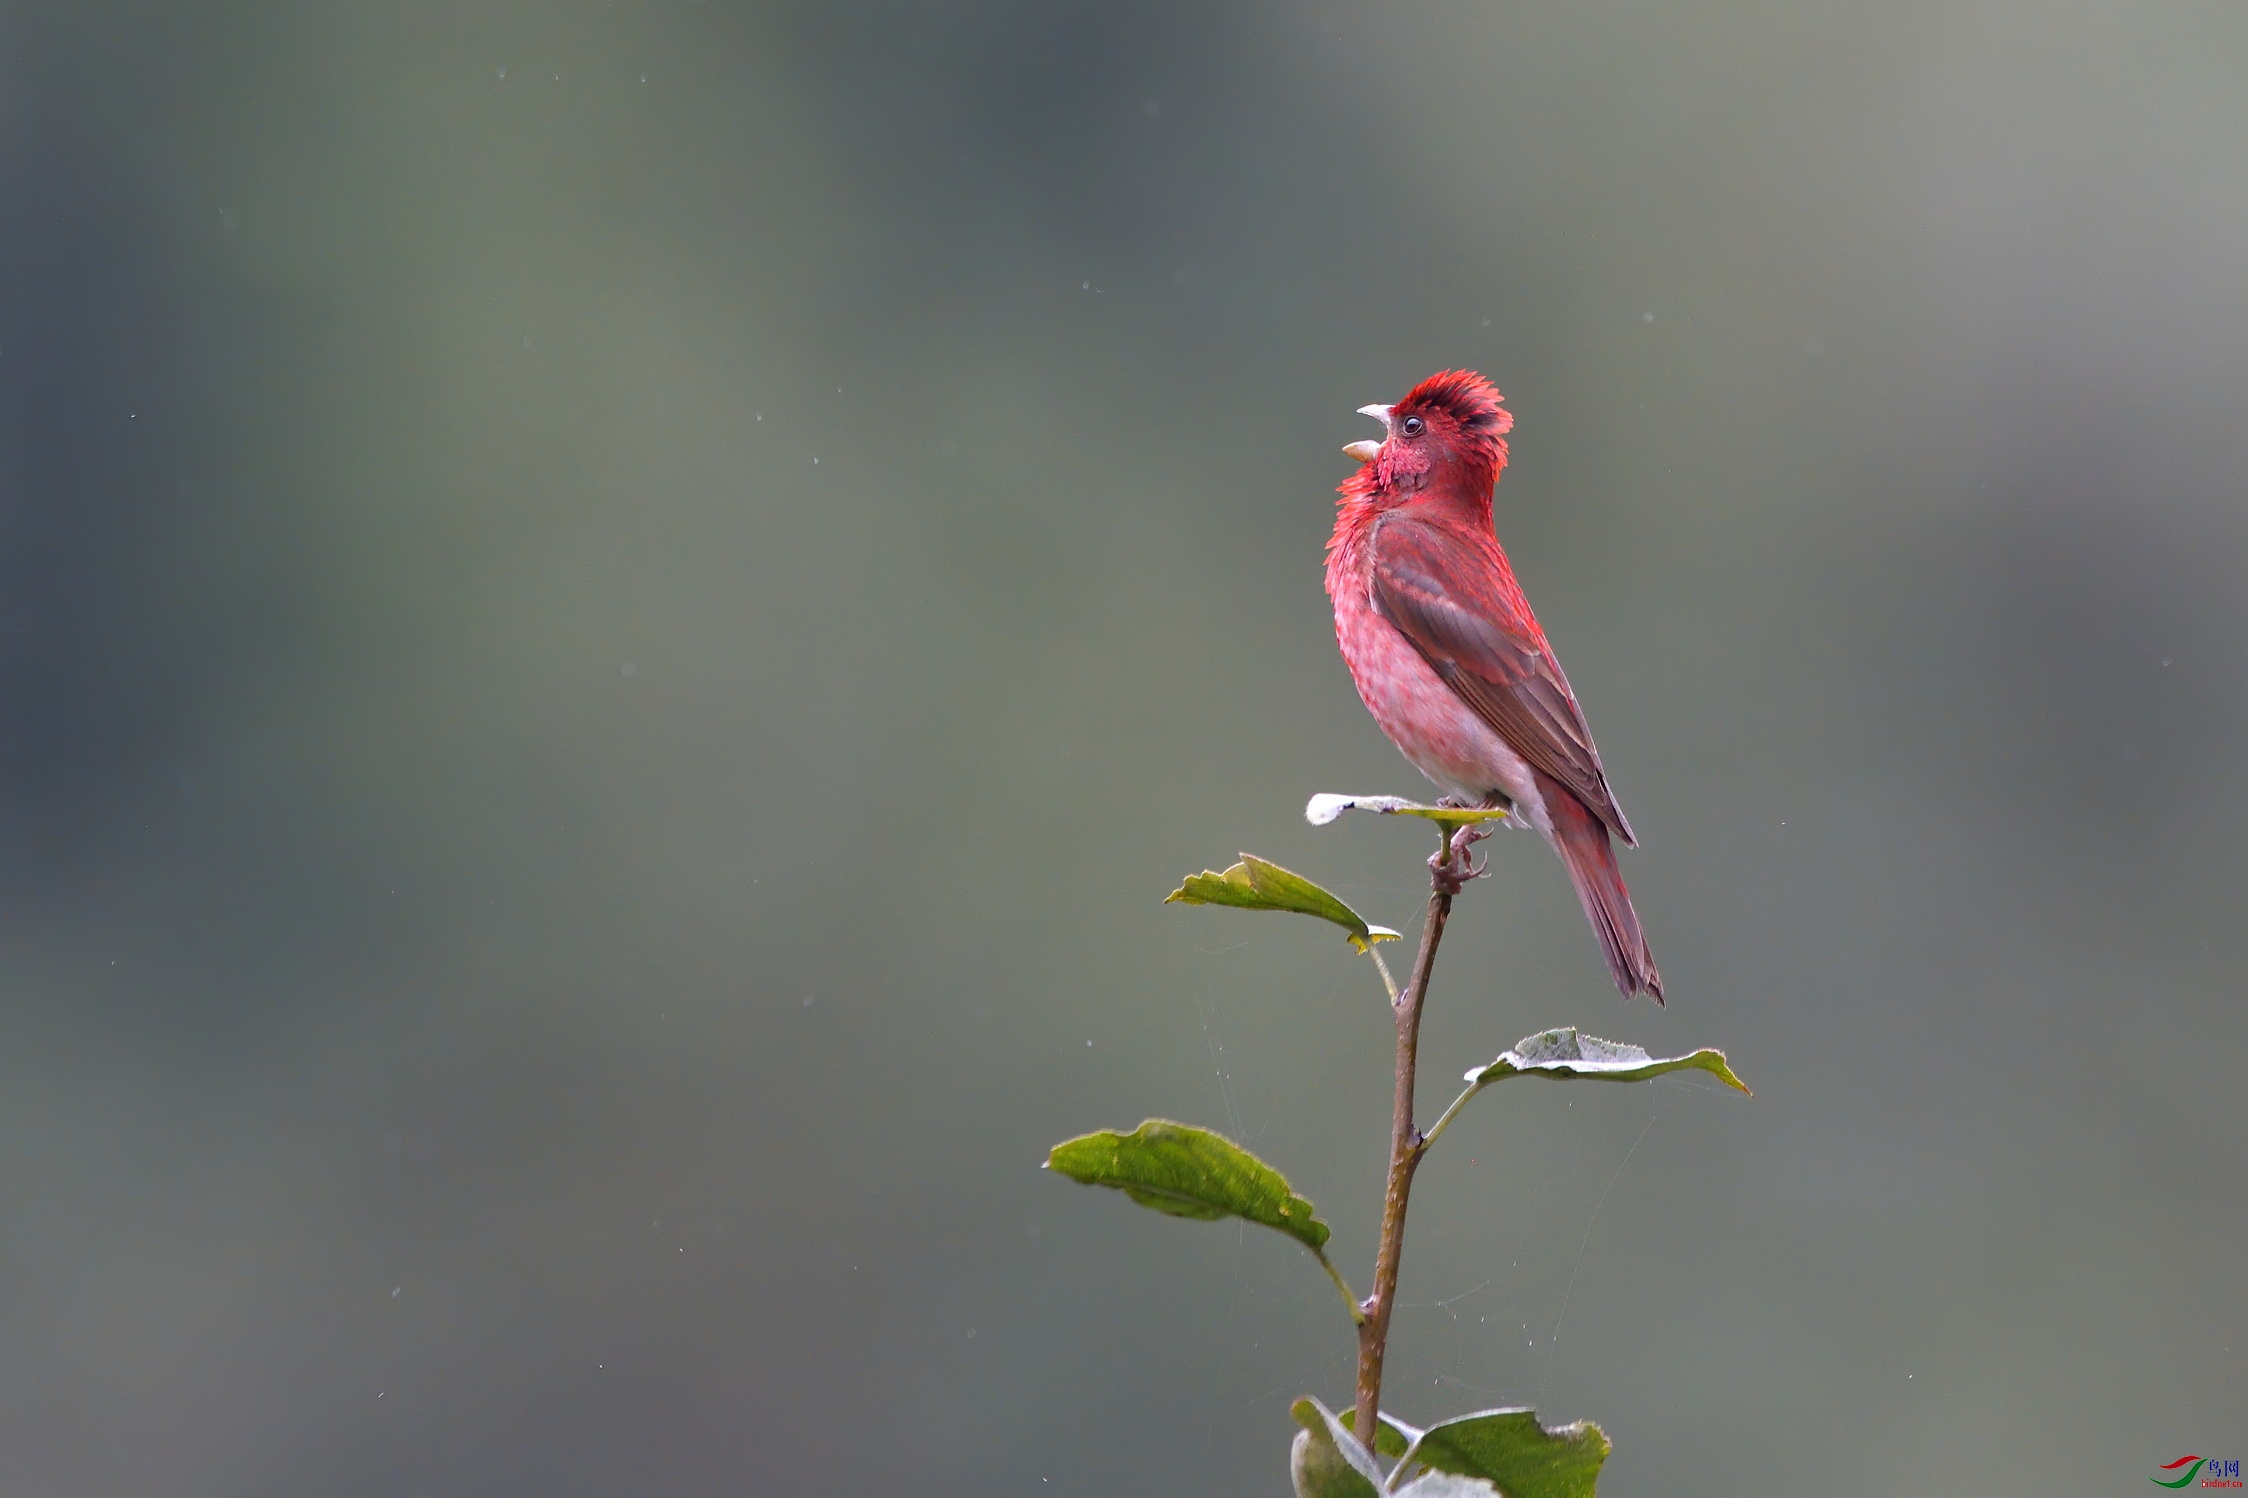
[1306,793,1510,834]
[1465,1028,1750,1094]
[1393,1476,1502,1497]
[1394,1408,1610,1498]
[1289,1398,1384,1498]
[1047,1120,1332,1252]
[1166,854,1400,952]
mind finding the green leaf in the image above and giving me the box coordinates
[1335,1404,1604,1496]
[1166,854,1399,952]
[1465,1028,1750,1094]
[1047,1120,1331,1253]
[1289,1398,1385,1498]
[1305,793,1511,837]
[1394,1409,1610,1498]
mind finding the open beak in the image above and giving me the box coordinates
[1342,403,1392,464]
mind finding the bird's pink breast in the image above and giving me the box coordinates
[1328,536,1547,831]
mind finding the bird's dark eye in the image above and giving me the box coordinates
[1400,416,1426,436]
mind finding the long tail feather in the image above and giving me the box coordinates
[1538,771,1663,1003]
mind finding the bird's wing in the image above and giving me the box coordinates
[1369,515,1636,845]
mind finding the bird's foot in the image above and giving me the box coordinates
[1429,821,1493,895]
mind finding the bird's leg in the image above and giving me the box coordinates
[1427,795,1504,892]
[1452,820,1494,880]
[1454,819,1494,875]
[1429,820,1493,894]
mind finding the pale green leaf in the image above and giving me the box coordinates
[1166,854,1399,951]
[1047,1120,1331,1253]
[1464,1028,1750,1094]
[1306,793,1510,836]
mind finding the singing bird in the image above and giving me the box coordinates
[1325,370,1662,1002]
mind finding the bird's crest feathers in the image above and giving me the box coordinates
[1395,369,1514,441]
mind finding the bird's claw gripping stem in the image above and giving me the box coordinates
[1429,820,1493,895]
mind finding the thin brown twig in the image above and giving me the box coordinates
[1352,822,1477,1456]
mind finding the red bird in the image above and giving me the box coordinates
[1326,370,1662,1002]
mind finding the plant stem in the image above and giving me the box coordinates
[1315,1251,1368,1326]
[1415,1078,1487,1159]
[1352,825,1465,1453]
[1365,944,1401,1006]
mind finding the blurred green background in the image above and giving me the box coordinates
[2,2,2242,1493]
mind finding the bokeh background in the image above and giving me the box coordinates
[2,2,2243,1493]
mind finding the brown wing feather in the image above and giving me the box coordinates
[1370,517,1637,846]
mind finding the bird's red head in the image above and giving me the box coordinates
[1342,369,1514,510]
